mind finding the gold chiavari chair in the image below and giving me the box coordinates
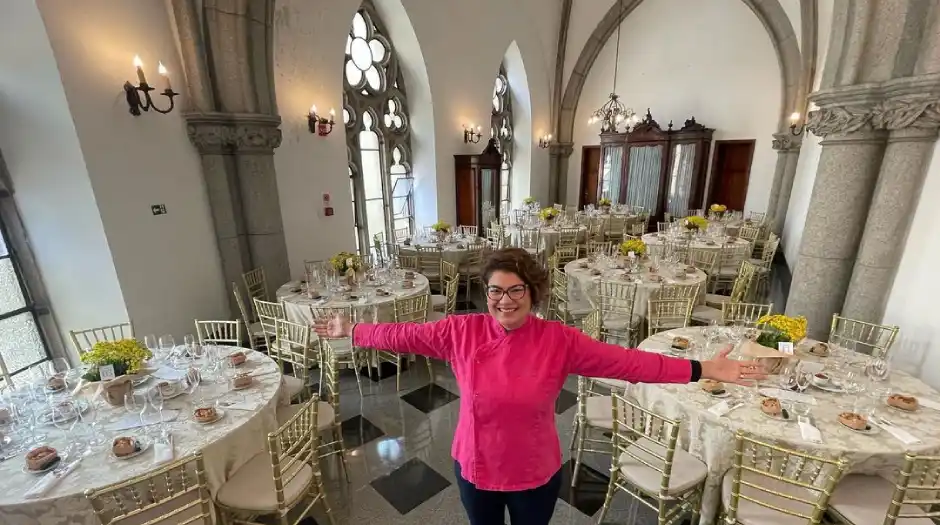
[512,209,526,225]
[657,221,671,233]
[829,314,900,359]
[597,280,641,346]
[584,240,613,257]
[85,452,213,525]
[723,302,773,327]
[242,267,268,302]
[518,227,543,255]
[626,219,646,237]
[460,245,486,301]
[597,392,707,525]
[750,237,780,300]
[394,226,410,242]
[499,214,511,226]
[70,322,136,354]
[570,374,617,487]
[429,276,459,322]
[714,242,753,292]
[253,298,286,350]
[374,294,430,391]
[194,320,241,346]
[457,225,478,237]
[688,248,720,277]
[415,245,443,292]
[655,282,701,303]
[548,269,590,327]
[311,305,365,398]
[737,225,761,256]
[554,245,579,268]
[0,353,13,393]
[558,227,581,248]
[664,239,691,263]
[397,254,419,270]
[605,214,628,243]
[828,451,940,525]
[720,431,846,525]
[303,260,326,279]
[647,299,692,336]
[233,282,264,350]
[216,397,336,525]
[270,318,316,404]
[432,260,459,311]
[705,260,760,308]
[747,211,766,223]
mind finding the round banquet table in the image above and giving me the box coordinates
[276,271,432,325]
[397,238,482,267]
[506,224,587,260]
[0,347,282,525]
[596,327,940,525]
[564,257,707,318]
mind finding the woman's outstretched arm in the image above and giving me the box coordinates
[314,314,455,361]
[563,326,764,384]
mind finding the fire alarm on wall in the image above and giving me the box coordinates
[323,193,334,217]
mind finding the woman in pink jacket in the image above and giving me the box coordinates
[316,248,764,525]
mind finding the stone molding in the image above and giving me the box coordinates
[185,112,283,154]
[549,142,574,158]
[807,99,940,136]
[771,132,802,151]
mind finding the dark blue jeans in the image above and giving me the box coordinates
[455,461,562,525]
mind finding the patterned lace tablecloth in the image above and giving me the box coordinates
[564,258,707,318]
[276,273,431,325]
[0,348,282,525]
[595,327,940,525]
[398,240,480,267]
[506,224,587,260]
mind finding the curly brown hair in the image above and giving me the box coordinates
[481,248,549,306]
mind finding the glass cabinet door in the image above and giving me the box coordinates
[597,145,625,203]
[665,143,697,216]
[624,145,664,215]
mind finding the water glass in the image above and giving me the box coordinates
[159,334,176,356]
[144,334,159,359]
[794,368,812,393]
[80,398,104,449]
[51,399,79,455]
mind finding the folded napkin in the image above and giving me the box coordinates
[24,457,83,499]
[153,436,174,465]
[758,388,818,405]
[798,418,823,444]
[105,410,180,432]
[875,420,921,445]
[223,401,261,411]
[708,400,743,417]
[918,398,940,412]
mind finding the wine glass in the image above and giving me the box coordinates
[795,367,812,393]
[865,356,891,400]
[51,399,79,455]
[123,391,147,428]
[79,398,104,450]
[144,334,159,360]
[159,334,176,358]
[22,404,47,444]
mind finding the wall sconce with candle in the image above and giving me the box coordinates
[124,55,178,116]
[463,124,482,144]
[789,111,805,136]
[537,132,553,149]
[307,105,335,136]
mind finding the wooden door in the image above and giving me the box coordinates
[707,140,755,211]
[579,146,601,208]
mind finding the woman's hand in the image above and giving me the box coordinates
[312,314,352,339]
[700,346,767,385]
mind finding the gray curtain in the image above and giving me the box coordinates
[625,145,663,214]
[666,144,696,216]
[599,146,624,203]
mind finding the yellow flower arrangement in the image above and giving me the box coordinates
[684,215,709,231]
[619,238,647,256]
[539,207,559,221]
[430,220,451,233]
[756,314,808,347]
[598,198,612,207]
[709,203,727,213]
[80,339,152,381]
[329,251,361,273]
[522,196,536,206]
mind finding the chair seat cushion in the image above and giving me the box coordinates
[705,293,731,308]
[324,337,354,354]
[691,305,722,323]
[431,294,447,310]
[248,321,264,336]
[558,302,593,317]
[216,450,313,512]
[720,468,820,525]
[584,395,613,429]
[829,474,934,525]
[618,437,706,495]
[428,311,447,322]
[603,314,642,331]
[282,375,305,399]
[276,400,335,429]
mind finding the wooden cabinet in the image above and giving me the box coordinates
[596,110,714,222]
[455,138,502,228]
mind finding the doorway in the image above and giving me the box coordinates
[579,146,601,208]
[707,140,755,211]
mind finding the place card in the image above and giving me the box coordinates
[778,342,794,355]
[707,400,742,417]
[798,419,823,444]
[99,364,116,381]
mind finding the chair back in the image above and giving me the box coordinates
[611,392,683,501]
[512,209,525,225]
[647,299,692,335]
[726,431,846,525]
[415,247,442,277]
[441,260,459,283]
[549,269,571,324]
[441,276,459,315]
[747,211,766,223]
[557,227,581,247]
[723,302,773,327]
[266,396,326,513]
[194,320,241,346]
[397,254,419,270]
[393,294,429,323]
[760,237,780,268]
[597,280,638,320]
[253,298,285,348]
[729,261,760,302]
[242,267,268,302]
[303,260,326,280]
[554,245,579,267]
[458,225,478,237]
[829,314,899,358]
[85,452,213,525]
[625,219,646,237]
[463,246,485,270]
[0,354,13,393]
[688,248,719,275]
[519,227,542,251]
[581,309,601,339]
[393,226,410,242]
[720,243,752,275]
[271,319,315,394]
[657,221,671,233]
[232,283,256,350]
[585,241,613,257]
[880,452,940,524]
[70,322,135,354]
[664,240,690,263]
[655,282,701,302]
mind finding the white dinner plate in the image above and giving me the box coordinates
[22,451,68,475]
[193,408,225,425]
[111,437,153,460]
[759,408,796,423]
[838,419,879,435]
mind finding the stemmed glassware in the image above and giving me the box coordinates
[148,387,168,439]
[51,399,80,456]
[159,334,176,359]
[144,334,160,361]
[79,397,104,450]
[865,356,891,400]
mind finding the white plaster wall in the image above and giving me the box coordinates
[273,0,557,276]
[0,1,127,350]
[33,0,228,339]
[565,0,780,212]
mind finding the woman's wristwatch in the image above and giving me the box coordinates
[689,360,702,382]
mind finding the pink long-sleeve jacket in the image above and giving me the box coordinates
[352,313,695,491]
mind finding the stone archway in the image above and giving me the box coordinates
[550,0,804,202]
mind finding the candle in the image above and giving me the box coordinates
[329,108,335,122]
[790,112,801,124]
[133,55,147,85]
[310,104,318,117]
[157,61,171,91]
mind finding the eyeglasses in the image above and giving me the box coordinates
[486,285,528,301]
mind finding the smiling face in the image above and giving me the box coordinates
[486,269,532,330]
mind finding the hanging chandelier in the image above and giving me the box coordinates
[588,0,639,133]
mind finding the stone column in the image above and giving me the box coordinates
[785,111,887,338]
[549,142,574,204]
[842,122,940,322]
[764,135,790,220]
[767,133,802,234]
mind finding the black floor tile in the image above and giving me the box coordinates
[370,458,452,514]
[555,388,578,414]
[400,383,460,413]
[361,361,407,382]
[341,414,386,449]
[558,458,611,517]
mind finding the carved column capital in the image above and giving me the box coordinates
[548,142,574,158]
[772,132,802,151]
[807,98,940,137]
[185,112,283,154]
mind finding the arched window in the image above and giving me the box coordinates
[344,0,414,252]
[491,64,513,214]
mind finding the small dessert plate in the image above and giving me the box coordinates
[706,390,731,399]
[812,377,845,393]
[22,453,66,475]
[112,437,153,461]
[839,420,879,435]
[232,380,254,391]
[885,401,919,413]
[760,409,795,423]
[194,408,225,425]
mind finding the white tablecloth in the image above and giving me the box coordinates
[507,224,586,260]
[0,348,282,525]
[276,273,432,325]
[397,240,480,267]
[598,327,940,524]
[642,233,751,269]
[564,258,707,318]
